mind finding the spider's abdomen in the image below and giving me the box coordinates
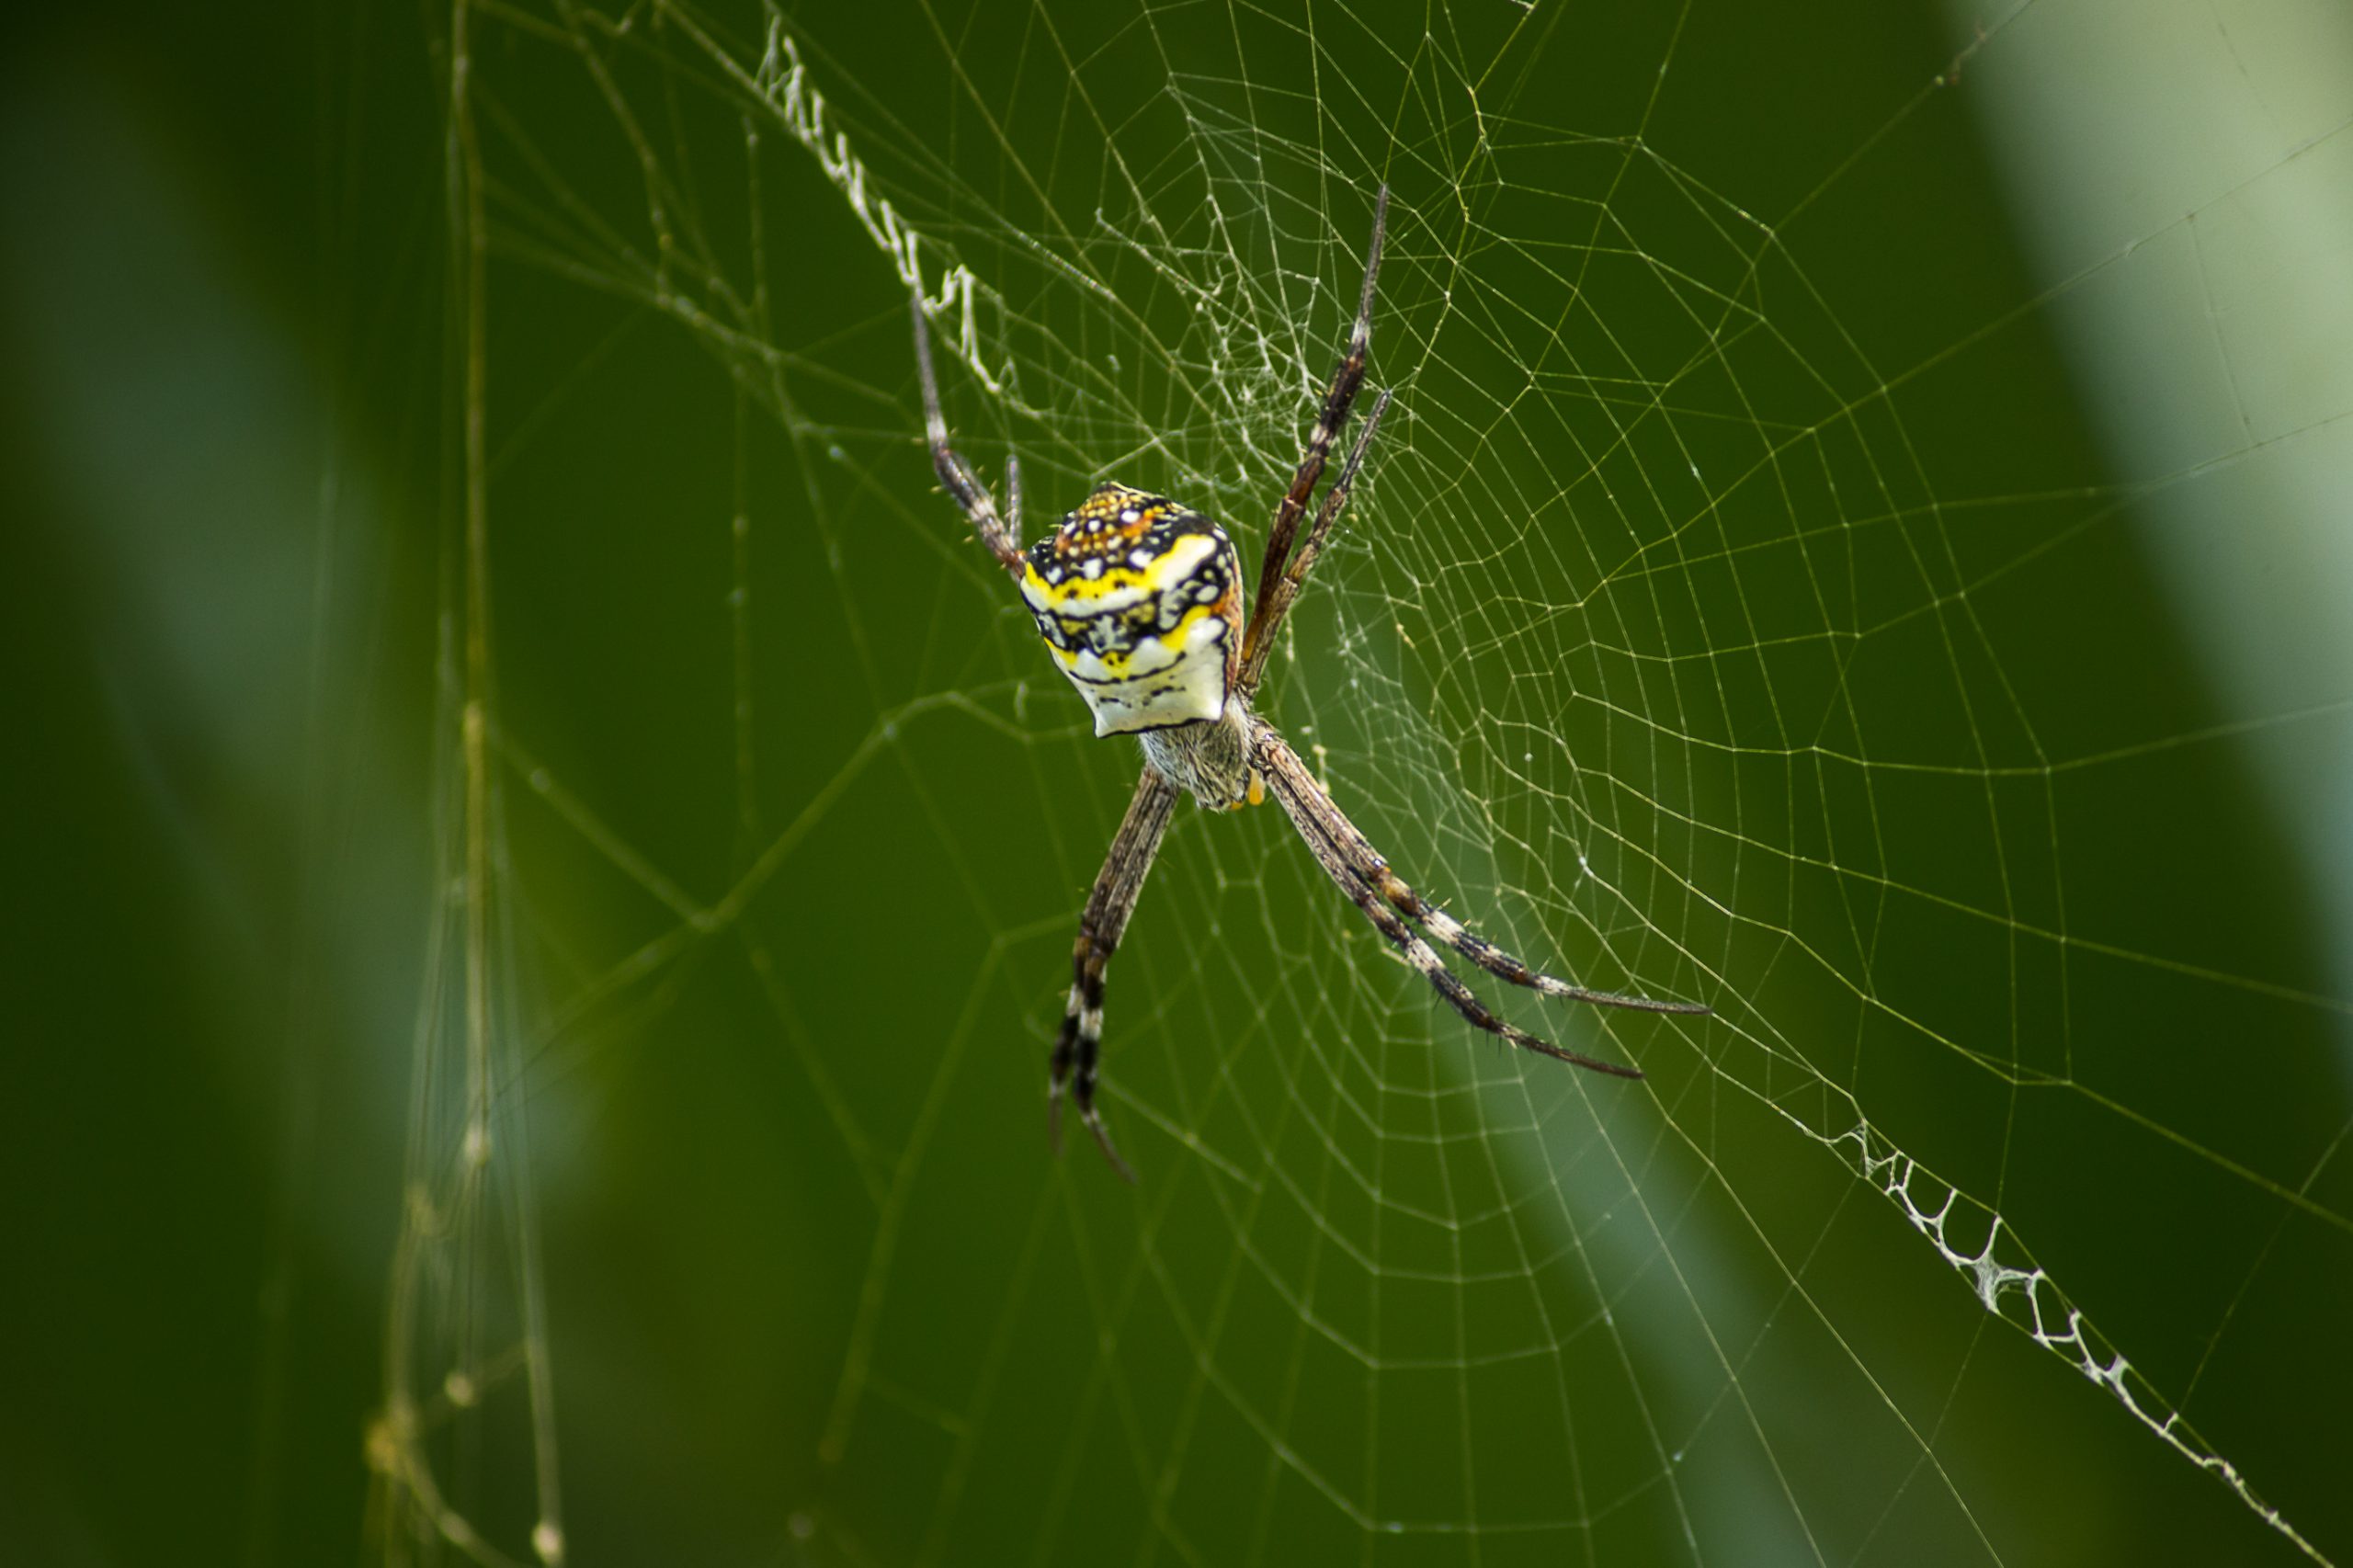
[1019,483,1243,737]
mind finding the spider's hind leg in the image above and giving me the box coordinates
[1238,186,1390,695]
[910,294,1027,577]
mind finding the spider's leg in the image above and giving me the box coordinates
[1372,869,1710,1016]
[911,295,1026,577]
[1256,726,1642,1076]
[1050,765,1180,1181]
[1237,388,1390,701]
[1241,185,1389,678]
[1253,723,1694,1074]
[1270,726,1707,1014]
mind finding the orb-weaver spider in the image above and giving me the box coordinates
[913,187,1708,1179]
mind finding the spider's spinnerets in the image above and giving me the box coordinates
[1018,482,1243,737]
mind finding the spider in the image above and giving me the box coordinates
[912,186,1708,1180]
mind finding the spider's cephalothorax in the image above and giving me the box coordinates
[912,186,1709,1180]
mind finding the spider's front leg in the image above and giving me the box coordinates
[1049,766,1180,1182]
[1050,931,1126,1181]
[1250,722,1707,1077]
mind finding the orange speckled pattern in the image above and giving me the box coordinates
[1017,482,1244,736]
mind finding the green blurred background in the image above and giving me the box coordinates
[5,2,2350,1565]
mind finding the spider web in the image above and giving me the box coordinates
[369,0,2353,1562]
